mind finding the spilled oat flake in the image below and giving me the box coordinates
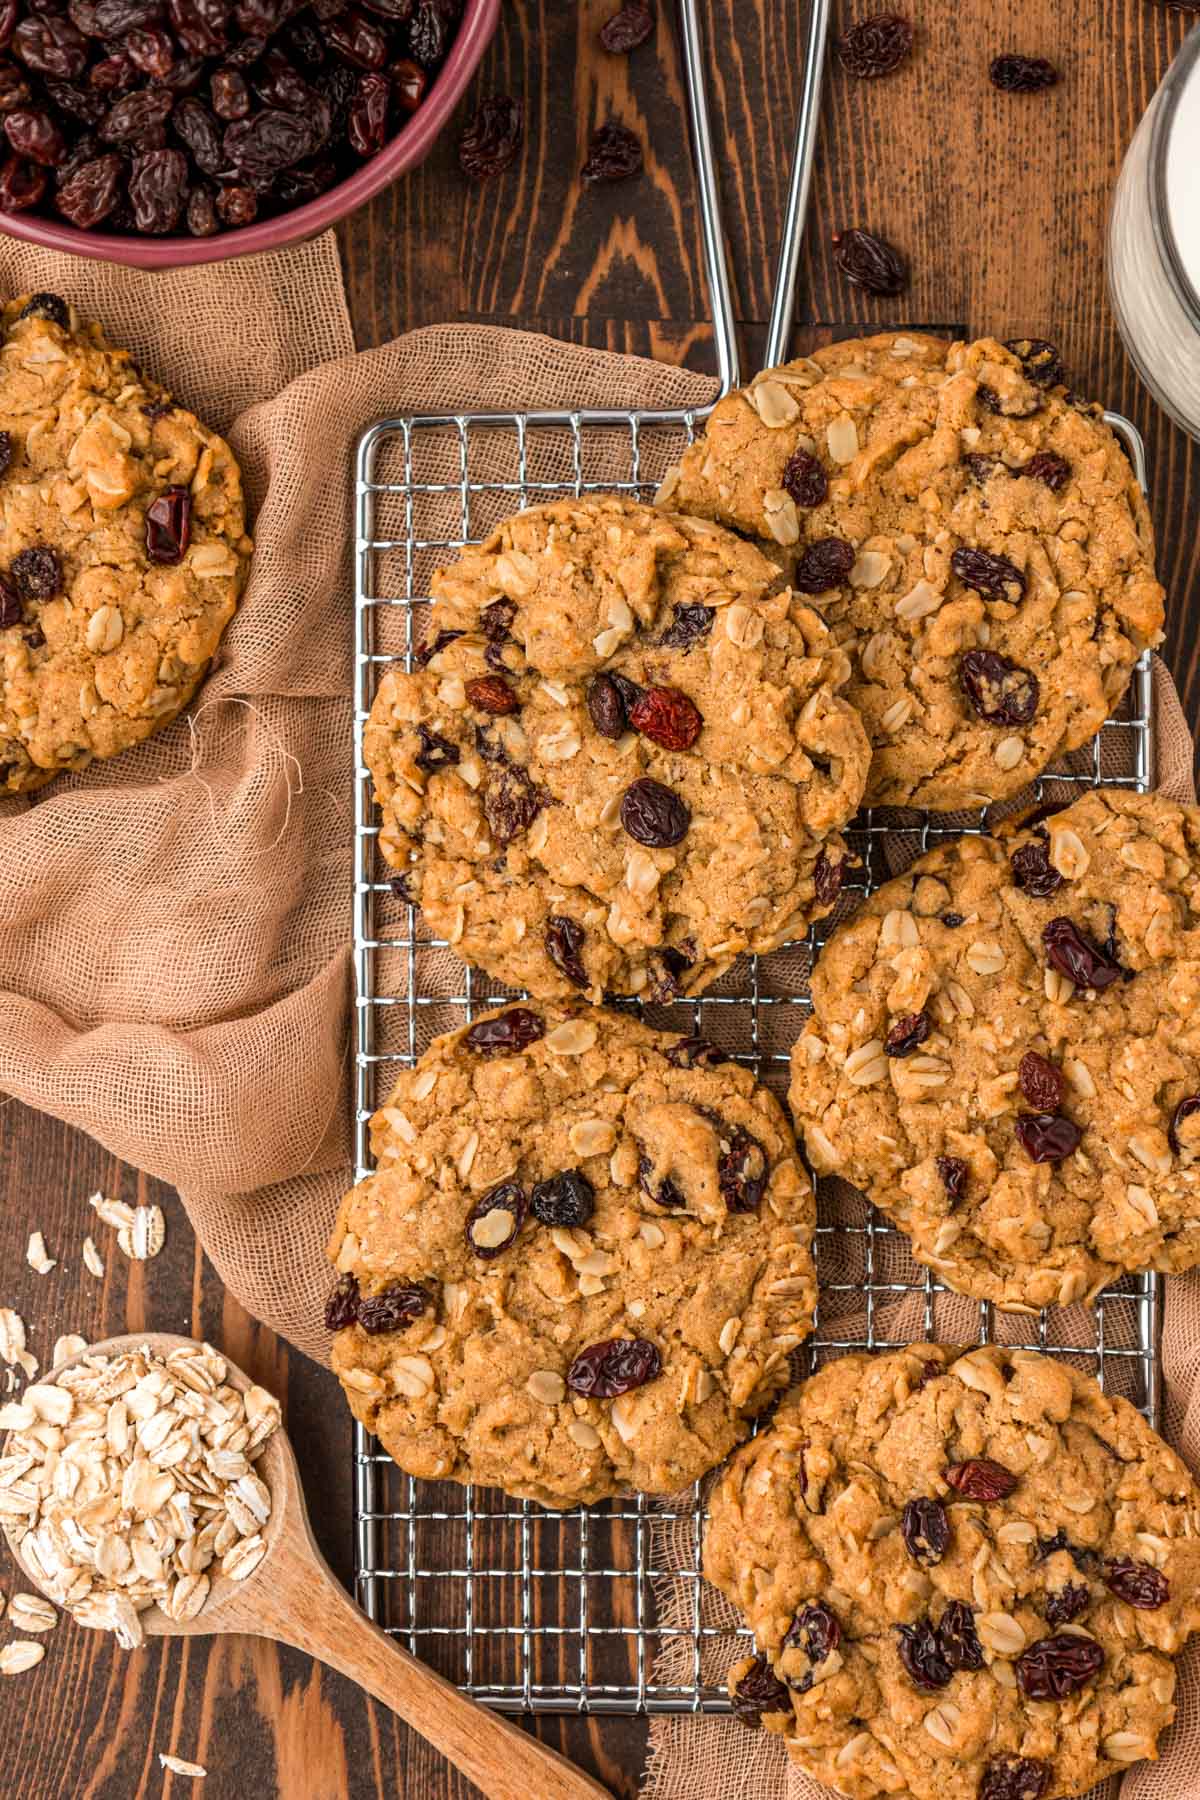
[88,1193,166,1262]
[159,1753,207,1779]
[0,1307,37,1379]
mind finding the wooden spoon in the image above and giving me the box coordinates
[3,1333,610,1800]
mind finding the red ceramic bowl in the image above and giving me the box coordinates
[0,0,500,268]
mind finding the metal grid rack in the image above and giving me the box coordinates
[349,0,1161,1718]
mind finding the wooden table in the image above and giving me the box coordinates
[2,3,1198,1795]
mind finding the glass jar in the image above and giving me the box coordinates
[1108,24,1200,439]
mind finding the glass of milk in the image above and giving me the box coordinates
[1108,24,1200,438]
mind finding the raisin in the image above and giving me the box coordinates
[1018,1050,1064,1112]
[530,1168,594,1228]
[731,1654,791,1726]
[587,673,629,738]
[127,25,175,80]
[781,448,828,508]
[836,12,913,78]
[387,871,413,903]
[1044,1582,1089,1625]
[211,65,250,119]
[483,764,543,844]
[1042,916,1123,993]
[546,915,587,987]
[464,1009,543,1056]
[718,1125,766,1213]
[620,777,689,847]
[638,1151,684,1210]
[960,650,1039,726]
[937,1155,967,1200]
[458,92,521,180]
[645,943,691,1003]
[665,1034,730,1070]
[793,535,855,593]
[144,486,191,562]
[465,1181,527,1259]
[896,1617,952,1690]
[348,68,389,155]
[255,48,322,113]
[172,96,226,176]
[404,0,450,68]
[186,184,218,235]
[413,724,458,773]
[480,596,516,640]
[977,382,1043,420]
[128,147,188,232]
[659,602,714,649]
[599,1,652,53]
[885,1011,930,1057]
[0,431,10,476]
[324,6,387,68]
[979,1757,1052,1800]
[1169,1094,1200,1155]
[101,87,174,150]
[784,1601,841,1683]
[990,53,1059,93]
[413,627,463,668]
[813,848,844,907]
[941,911,965,927]
[938,1598,984,1671]
[567,1336,662,1399]
[962,451,1003,483]
[11,546,61,599]
[951,545,1026,600]
[391,54,424,110]
[582,119,641,184]
[357,1281,429,1333]
[1022,451,1071,491]
[1036,1530,1100,1575]
[1016,1631,1104,1699]
[901,1496,949,1566]
[324,1271,359,1330]
[13,13,88,77]
[55,146,122,223]
[18,291,67,328]
[833,226,907,295]
[95,0,164,30]
[1104,1557,1169,1608]
[215,181,255,225]
[4,106,66,165]
[1005,338,1064,388]
[0,153,46,207]
[88,50,137,95]
[629,684,702,750]
[944,1458,1018,1501]
[465,674,518,715]
[226,106,320,178]
[0,575,20,627]
[1010,838,1063,897]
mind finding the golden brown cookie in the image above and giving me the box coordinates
[365,494,869,1001]
[789,788,1200,1310]
[705,1345,1200,1800]
[663,333,1164,810]
[326,1002,816,1507]
[0,292,251,795]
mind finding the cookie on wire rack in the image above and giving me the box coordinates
[704,1344,1200,1800]
[789,788,1200,1312]
[0,292,252,795]
[364,493,869,1001]
[325,1001,816,1507]
[660,332,1164,811]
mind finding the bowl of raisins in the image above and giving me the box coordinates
[0,0,500,264]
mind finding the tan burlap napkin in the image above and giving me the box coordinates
[0,235,1195,1797]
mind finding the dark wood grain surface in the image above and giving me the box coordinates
[2,1,1199,1795]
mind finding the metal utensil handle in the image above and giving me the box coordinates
[678,0,741,396]
[764,0,832,369]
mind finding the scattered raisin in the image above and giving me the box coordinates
[620,777,690,848]
[463,1007,544,1055]
[979,1757,1051,1800]
[659,602,714,650]
[458,92,521,180]
[1104,1557,1169,1608]
[1010,838,1063,897]
[324,1272,359,1330]
[944,1458,1018,1501]
[901,1496,949,1566]
[885,1011,930,1057]
[1022,451,1071,491]
[413,724,459,773]
[990,53,1059,93]
[836,12,913,78]
[718,1125,766,1213]
[793,535,855,593]
[1016,1631,1104,1699]
[11,545,60,599]
[1169,1094,1200,1155]
[951,545,1026,600]
[1044,1582,1089,1625]
[465,674,518,715]
[938,1598,984,1671]
[566,1336,662,1399]
[833,226,907,295]
[937,1155,967,1200]
[1042,916,1123,992]
[896,1617,952,1690]
[581,119,641,184]
[959,650,1039,726]
[357,1281,430,1333]
[598,1,652,53]
[730,1655,791,1727]
[465,1181,527,1259]
[629,684,702,750]
[1018,1050,1064,1112]
[546,915,587,987]
[530,1168,595,1228]
[781,448,828,508]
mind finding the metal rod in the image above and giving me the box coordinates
[677,0,741,396]
[764,0,832,369]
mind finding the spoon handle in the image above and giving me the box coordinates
[253,1538,611,1800]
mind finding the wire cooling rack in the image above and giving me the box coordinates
[349,0,1160,1718]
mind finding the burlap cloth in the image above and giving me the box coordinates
[0,235,1195,1798]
